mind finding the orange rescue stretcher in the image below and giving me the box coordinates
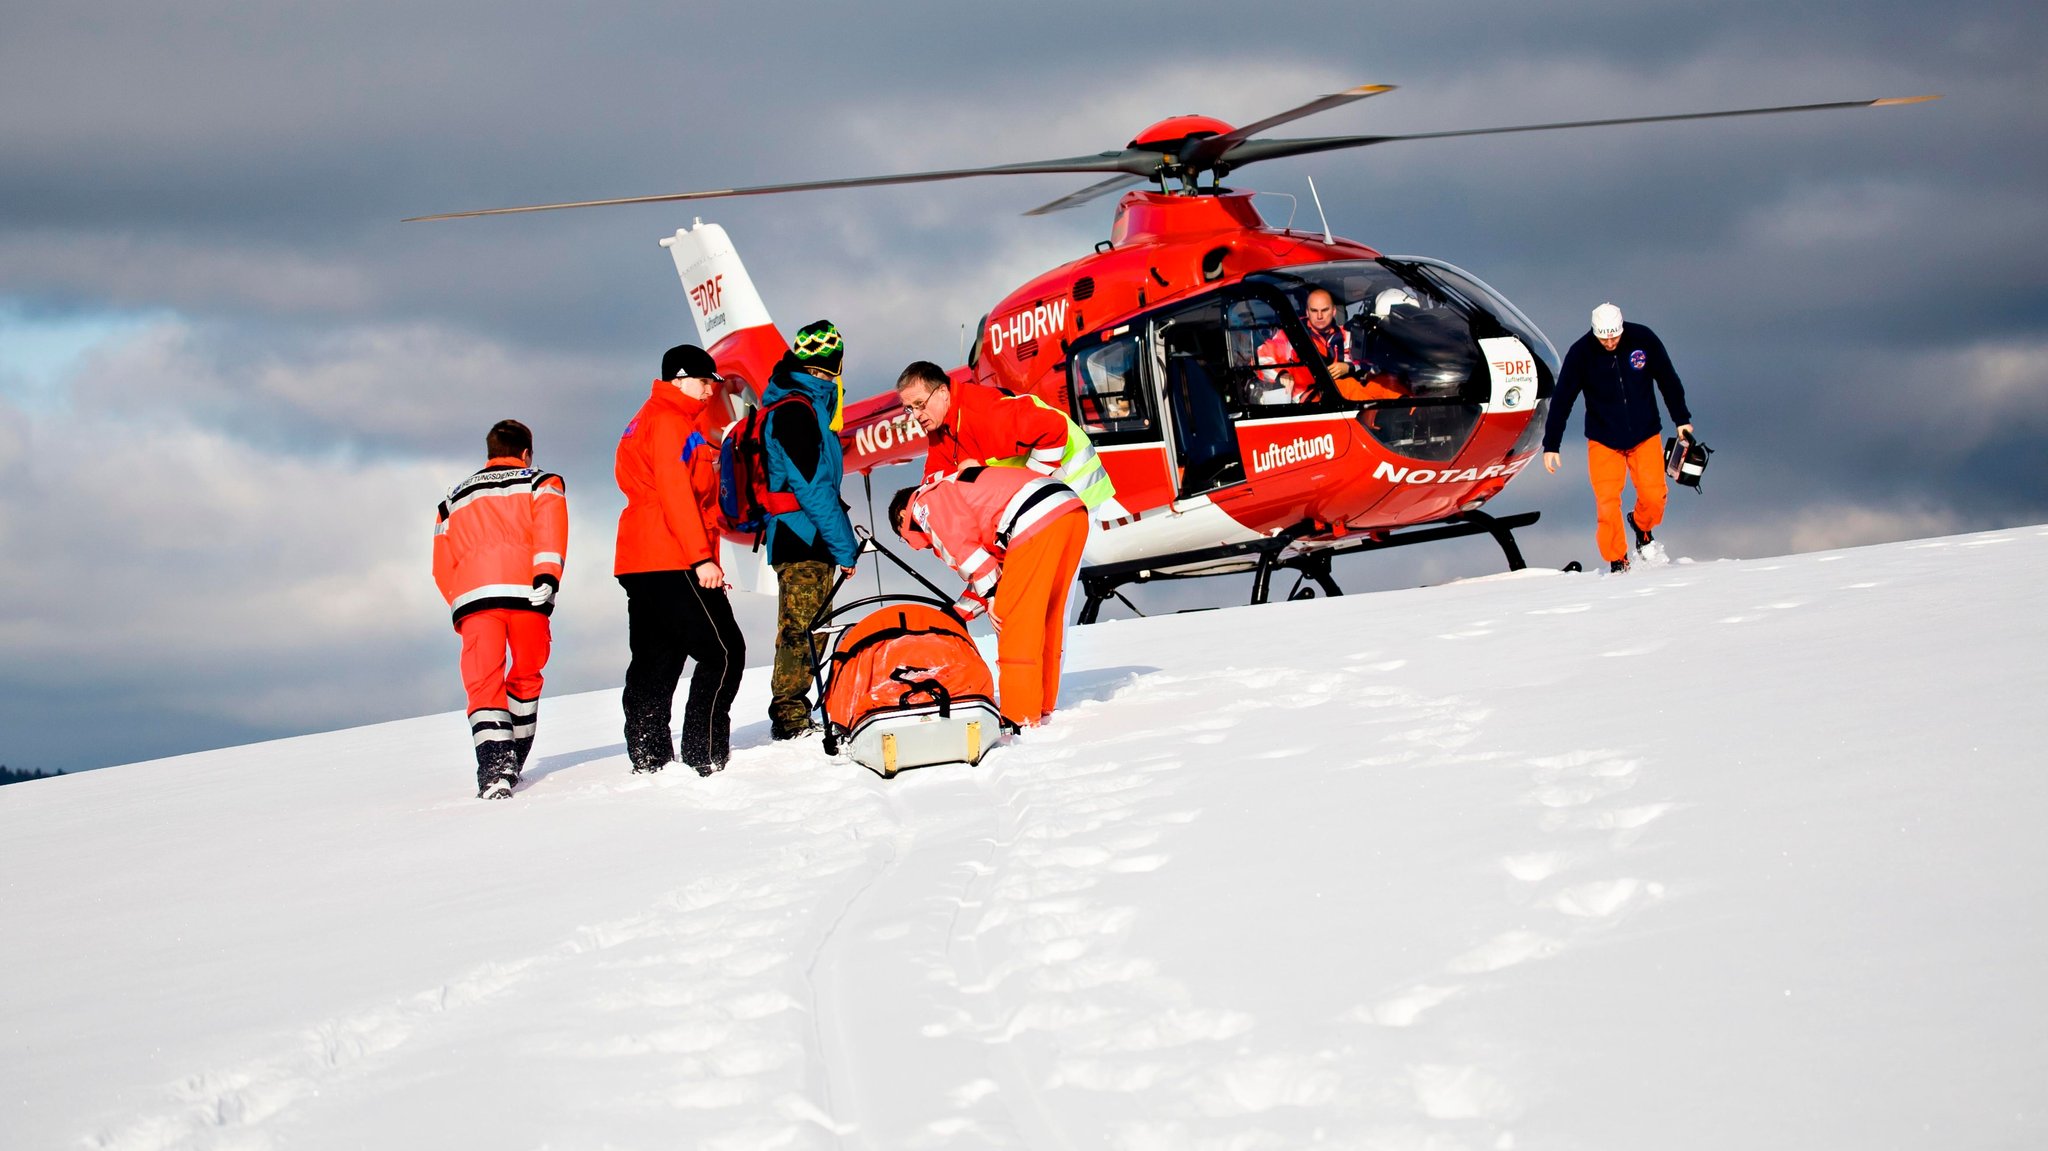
[806,533,1004,778]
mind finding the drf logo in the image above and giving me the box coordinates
[1629,349,1648,370]
[689,274,725,316]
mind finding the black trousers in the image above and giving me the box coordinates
[619,571,746,770]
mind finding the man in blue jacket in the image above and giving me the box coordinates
[761,320,860,739]
[1542,302,1696,572]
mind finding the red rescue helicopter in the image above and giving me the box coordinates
[409,85,1934,620]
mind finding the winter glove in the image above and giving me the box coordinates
[529,578,557,613]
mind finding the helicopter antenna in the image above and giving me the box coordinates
[1307,176,1333,244]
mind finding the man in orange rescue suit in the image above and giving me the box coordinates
[1255,288,1362,403]
[888,466,1088,729]
[1542,302,1695,573]
[894,360,1125,523]
[432,419,568,800]
[614,343,747,776]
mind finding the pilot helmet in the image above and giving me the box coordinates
[1374,288,1420,319]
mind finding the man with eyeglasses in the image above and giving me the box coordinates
[895,360,1124,523]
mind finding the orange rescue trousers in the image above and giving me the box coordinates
[990,509,1089,727]
[1587,433,1668,564]
[458,607,551,785]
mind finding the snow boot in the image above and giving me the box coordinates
[1628,512,1669,565]
[689,760,726,778]
[1627,512,1654,551]
[474,741,519,798]
[1609,556,1631,574]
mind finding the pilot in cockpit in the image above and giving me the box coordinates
[1253,288,1361,404]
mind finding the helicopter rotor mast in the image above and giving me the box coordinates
[403,91,1938,224]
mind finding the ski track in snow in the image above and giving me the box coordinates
[81,657,1665,1151]
[85,759,909,1151]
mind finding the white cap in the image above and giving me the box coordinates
[1591,303,1624,339]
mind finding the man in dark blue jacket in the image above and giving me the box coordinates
[1542,303,1696,572]
[761,320,860,739]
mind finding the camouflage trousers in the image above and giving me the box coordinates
[770,560,835,734]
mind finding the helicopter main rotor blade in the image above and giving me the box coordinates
[1022,173,1151,217]
[1217,95,1941,171]
[403,151,1160,222]
[1180,83,1396,170]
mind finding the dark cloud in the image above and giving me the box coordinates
[1,0,2043,770]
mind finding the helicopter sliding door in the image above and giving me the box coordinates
[1151,298,1248,500]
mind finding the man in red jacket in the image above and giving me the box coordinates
[897,363,1072,480]
[613,344,746,776]
[888,466,1088,728]
[895,360,1124,520]
[433,419,568,799]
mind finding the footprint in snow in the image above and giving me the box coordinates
[1448,930,1562,973]
[1358,983,1464,1027]
[1548,877,1652,918]
[1406,1063,1518,1121]
[1500,851,1569,882]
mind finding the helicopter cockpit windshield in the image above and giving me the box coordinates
[1243,259,1558,463]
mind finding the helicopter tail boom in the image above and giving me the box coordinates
[661,219,787,395]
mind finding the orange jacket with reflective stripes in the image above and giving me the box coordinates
[614,381,725,576]
[904,465,1083,619]
[433,456,569,627]
[922,379,1071,480]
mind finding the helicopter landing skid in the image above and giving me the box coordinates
[1074,509,1540,625]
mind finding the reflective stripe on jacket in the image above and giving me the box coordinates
[433,457,568,627]
[924,383,1117,512]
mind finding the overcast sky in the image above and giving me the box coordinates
[3,2,2042,773]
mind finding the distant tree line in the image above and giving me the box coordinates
[0,764,63,786]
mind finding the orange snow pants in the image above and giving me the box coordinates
[458,608,551,765]
[991,508,1089,726]
[1588,433,1668,564]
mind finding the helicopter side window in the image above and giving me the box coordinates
[1070,334,1153,438]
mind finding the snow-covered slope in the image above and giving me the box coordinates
[5,527,2046,1151]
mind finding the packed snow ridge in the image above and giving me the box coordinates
[4,526,2045,1150]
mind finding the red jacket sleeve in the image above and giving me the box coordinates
[530,472,568,587]
[432,504,456,604]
